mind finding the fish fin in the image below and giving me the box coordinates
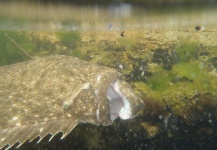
[0,119,78,149]
[62,83,92,110]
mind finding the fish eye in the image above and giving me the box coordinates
[62,102,69,110]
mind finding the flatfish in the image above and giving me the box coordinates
[0,55,144,149]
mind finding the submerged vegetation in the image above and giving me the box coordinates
[175,41,199,62]
[0,1,217,149]
[0,31,33,66]
[0,31,84,66]
[1,29,217,149]
[1,30,217,111]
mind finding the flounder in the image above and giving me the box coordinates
[0,55,144,149]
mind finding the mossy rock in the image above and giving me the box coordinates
[56,31,81,49]
[175,41,200,62]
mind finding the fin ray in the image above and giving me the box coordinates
[0,119,78,149]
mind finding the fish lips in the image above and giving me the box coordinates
[107,79,144,122]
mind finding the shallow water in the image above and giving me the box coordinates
[0,2,217,150]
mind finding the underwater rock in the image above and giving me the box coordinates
[171,49,180,63]
[104,44,126,52]
[195,26,202,31]
[126,58,153,82]
[120,31,125,37]
[141,122,160,138]
[195,26,205,31]
[211,57,217,69]
[152,48,174,70]
[199,51,210,56]
[171,76,193,83]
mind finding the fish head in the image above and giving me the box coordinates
[62,82,100,125]
[62,62,144,126]
[107,79,144,122]
[94,70,144,126]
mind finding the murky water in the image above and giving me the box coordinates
[0,2,217,31]
[0,1,217,150]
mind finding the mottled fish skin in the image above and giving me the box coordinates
[0,55,144,149]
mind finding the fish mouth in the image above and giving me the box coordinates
[107,80,140,121]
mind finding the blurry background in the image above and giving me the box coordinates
[0,0,217,31]
[4,0,217,6]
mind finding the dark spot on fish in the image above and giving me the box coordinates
[62,102,70,110]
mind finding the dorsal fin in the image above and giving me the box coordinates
[0,119,78,149]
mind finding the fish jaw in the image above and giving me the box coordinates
[107,79,144,121]
[94,70,144,126]
[93,70,120,126]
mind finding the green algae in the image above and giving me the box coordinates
[55,31,87,59]
[1,30,217,114]
[146,61,214,97]
[171,60,217,93]
[129,41,217,111]
[175,41,199,62]
[0,31,36,66]
[208,46,217,57]
[118,37,137,51]
[67,34,217,106]
[0,31,86,65]
[30,35,57,56]
[147,69,175,91]
[56,31,81,49]
[173,61,206,81]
